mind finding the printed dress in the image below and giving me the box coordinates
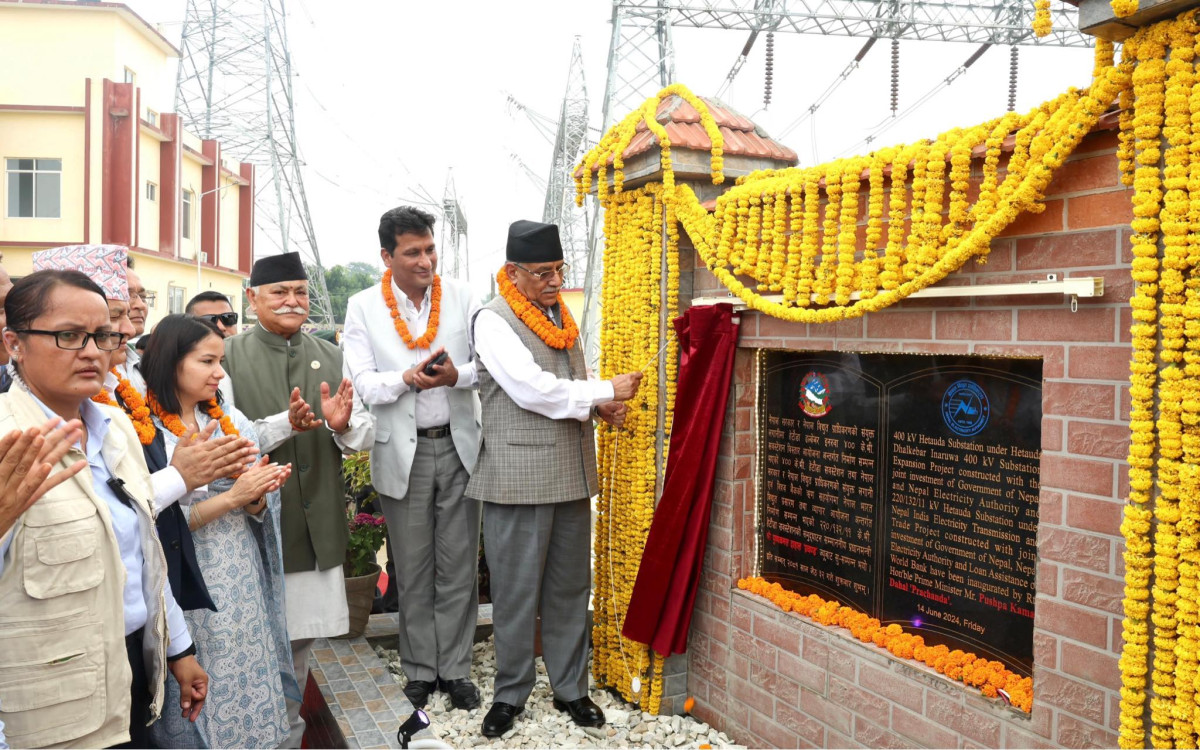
[149,405,297,749]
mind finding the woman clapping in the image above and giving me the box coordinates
[0,270,206,748]
[140,314,295,749]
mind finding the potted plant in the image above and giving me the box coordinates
[340,452,387,638]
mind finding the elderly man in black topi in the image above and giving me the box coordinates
[468,220,643,738]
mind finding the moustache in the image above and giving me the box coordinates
[271,305,308,315]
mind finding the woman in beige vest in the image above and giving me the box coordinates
[0,269,208,748]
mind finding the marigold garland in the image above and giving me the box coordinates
[738,577,1034,712]
[572,24,1200,737]
[381,271,441,350]
[1032,0,1052,37]
[495,270,580,350]
[590,183,678,714]
[147,391,240,445]
[93,370,156,446]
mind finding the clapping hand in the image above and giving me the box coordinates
[172,420,259,490]
[231,456,291,513]
[320,378,355,434]
[0,418,86,538]
[287,387,321,432]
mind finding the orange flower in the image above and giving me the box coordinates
[381,271,441,349]
[737,577,1031,712]
[496,269,580,350]
[93,369,156,445]
[147,390,243,475]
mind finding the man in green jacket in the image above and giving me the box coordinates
[222,252,375,748]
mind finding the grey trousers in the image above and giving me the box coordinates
[482,498,591,707]
[380,435,481,683]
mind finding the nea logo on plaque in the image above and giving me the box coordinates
[759,351,1042,676]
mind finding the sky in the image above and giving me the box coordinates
[123,0,1096,297]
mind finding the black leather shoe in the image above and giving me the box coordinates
[438,677,481,710]
[552,696,606,727]
[481,702,523,737]
[402,679,436,709]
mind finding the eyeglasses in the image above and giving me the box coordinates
[513,262,570,282]
[13,329,129,351]
[197,312,239,327]
[131,291,154,304]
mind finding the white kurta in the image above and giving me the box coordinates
[221,351,373,640]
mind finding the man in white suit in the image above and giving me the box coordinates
[342,206,483,710]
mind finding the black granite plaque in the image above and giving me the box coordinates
[758,350,1042,675]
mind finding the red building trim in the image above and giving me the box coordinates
[201,139,219,268]
[158,113,180,257]
[101,79,134,246]
[239,163,254,274]
[134,87,140,248]
[83,79,91,243]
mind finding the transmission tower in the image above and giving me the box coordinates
[441,171,469,282]
[175,0,335,327]
[543,37,591,290]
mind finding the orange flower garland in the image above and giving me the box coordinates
[92,369,156,445]
[147,391,240,443]
[495,269,580,350]
[381,270,441,349]
[738,577,1033,713]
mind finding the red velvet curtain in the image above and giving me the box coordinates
[621,303,740,656]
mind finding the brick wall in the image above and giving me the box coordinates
[686,127,1129,748]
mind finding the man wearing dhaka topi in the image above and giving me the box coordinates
[468,220,643,738]
[221,251,375,748]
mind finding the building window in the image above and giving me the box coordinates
[181,189,193,239]
[168,285,185,314]
[6,158,61,218]
[146,182,157,202]
[146,109,158,127]
[124,67,136,85]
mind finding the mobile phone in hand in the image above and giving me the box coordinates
[423,351,449,376]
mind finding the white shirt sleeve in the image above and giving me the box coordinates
[473,309,614,422]
[342,295,411,406]
[251,412,296,455]
[150,468,188,513]
[0,524,15,578]
[332,363,376,453]
[163,578,193,656]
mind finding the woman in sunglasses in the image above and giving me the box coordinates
[141,314,295,749]
[0,270,208,748]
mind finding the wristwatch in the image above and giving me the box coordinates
[168,643,197,663]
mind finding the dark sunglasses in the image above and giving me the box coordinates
[197,312,239,327]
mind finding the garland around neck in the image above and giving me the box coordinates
[495,269,579,350]
[382,270,441,349]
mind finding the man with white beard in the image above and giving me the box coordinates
[220,252,375,748]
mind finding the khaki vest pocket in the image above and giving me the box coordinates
[21,501,106,599]
[0,660,105,745]
[0,611,106,746]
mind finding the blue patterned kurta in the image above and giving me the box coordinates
[149,405,297,749]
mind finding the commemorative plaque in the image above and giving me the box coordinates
[758,350,1042,675]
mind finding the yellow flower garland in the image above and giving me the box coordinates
[571,22,1197,734]
[591,184,678,713]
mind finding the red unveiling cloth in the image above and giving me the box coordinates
[621,303,740,656]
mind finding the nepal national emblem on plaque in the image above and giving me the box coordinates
[799,371,831,418]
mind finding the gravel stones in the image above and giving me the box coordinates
[374,638,741,749]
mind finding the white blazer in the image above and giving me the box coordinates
[342,276,482,499]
